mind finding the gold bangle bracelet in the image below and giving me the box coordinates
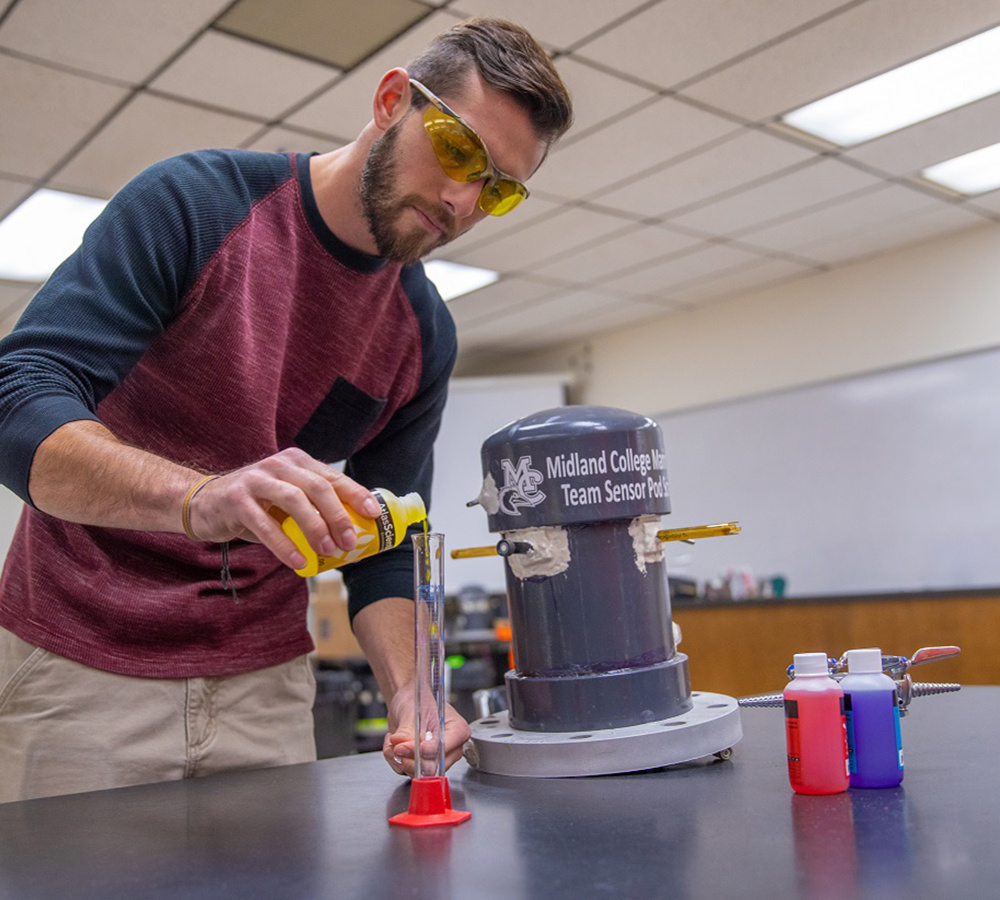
[181,475,220,541]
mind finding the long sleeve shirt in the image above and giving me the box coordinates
[0,149,456,677]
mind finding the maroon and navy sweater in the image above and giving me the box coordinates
[0,150,456,677]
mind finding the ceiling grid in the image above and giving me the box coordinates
[0,0,996,367]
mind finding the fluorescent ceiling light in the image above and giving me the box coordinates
[782,25,1000,146]
[922,140,1000,195]
[0,189,108,282]
[424,260,499,301]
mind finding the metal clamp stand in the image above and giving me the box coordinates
[738,645,962,714]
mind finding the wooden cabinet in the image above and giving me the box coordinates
[672,590,997,697]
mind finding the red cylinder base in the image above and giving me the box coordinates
[388,776,472,828]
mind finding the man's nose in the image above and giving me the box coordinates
[440,178,483,219]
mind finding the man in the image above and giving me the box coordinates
[0,18,572,803]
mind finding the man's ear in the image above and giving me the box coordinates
[372,68,412,132]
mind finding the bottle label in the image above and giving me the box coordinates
[784,698,802,785]
[893,693,904,769]
[841,696,850,777]
[372,491,395,552]
[844,693,857,774]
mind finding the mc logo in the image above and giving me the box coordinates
[497,456,546,515]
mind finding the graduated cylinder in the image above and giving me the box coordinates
[412,531,447,779]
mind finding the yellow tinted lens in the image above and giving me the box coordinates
[479,179,528,216]
[422,107,488,183]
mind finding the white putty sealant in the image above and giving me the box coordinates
[503,525,570,580]
[629,515,664,574]
[477,472,500,515]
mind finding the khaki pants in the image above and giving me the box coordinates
[0,626,317,804]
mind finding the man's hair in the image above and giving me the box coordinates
[406,18,573,146]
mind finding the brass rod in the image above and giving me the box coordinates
[450,521,741,559]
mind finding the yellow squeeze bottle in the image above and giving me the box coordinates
[270,488,427,578]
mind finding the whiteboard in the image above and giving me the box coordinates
[656,347,1000,597]
[0,488,22,565]
[431,375,567,593]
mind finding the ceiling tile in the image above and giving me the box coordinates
[428,195,568,263]
[448,206,631,271]
[497,294,670,350]
[150,31,340,120]
[0,55,128,181]
[446,276,564,329]
[0,177,32,220]
[492,285,623,327]
[575,0,850,90]
[791,204,989,264]
[668,159,883,236]
[595,127,818,218]
[0,0,232,83]
[50,93,260,197]
[532,297,668,346]
[680,0,1000,122]
[844,93,1000,176]
[526,223,702,282]
[455,287,650,351]
[285,11,457,140]
[216,0,429,69]
[554,57,657,139]
[667,256,816,306]
[455,318,527,353]
[508,306,669,353]
[528,96,740,200]
[741,184,945,256]
[244,127,344,155]
[966,190,1000,217]
[448,0,652,51]
[601,242,769,297]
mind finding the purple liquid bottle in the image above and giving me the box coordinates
[841,648,903,788]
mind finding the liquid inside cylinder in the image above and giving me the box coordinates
[413,532,446,779]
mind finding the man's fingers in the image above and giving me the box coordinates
[384,733,413,777]
[329,470,381,518]
[184,450,385,569]
[309,470,379,552]
[259,460,379,555]
[243,500,309,570]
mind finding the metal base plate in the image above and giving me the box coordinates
[465,691,743,778]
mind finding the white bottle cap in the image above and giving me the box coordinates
[847,647,883,674]
[793,652,830,676]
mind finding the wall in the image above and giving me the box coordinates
[463,222,1000,599]
[475,222,1000,418]
[430,374,567,593]
[656,346,1000,596]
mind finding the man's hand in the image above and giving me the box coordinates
[384,688,471,777]
[186,448,380,570]
[29,423,380,573]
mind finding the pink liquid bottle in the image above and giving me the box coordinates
[841,647,904,788]
[784,652,849,795]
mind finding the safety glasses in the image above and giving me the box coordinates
[409,78,529,217]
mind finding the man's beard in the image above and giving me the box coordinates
[359,123,458,265]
